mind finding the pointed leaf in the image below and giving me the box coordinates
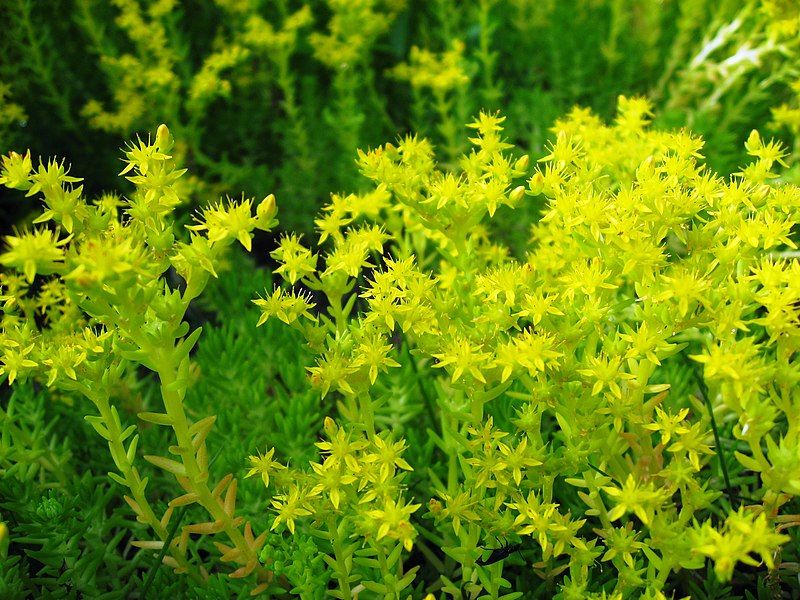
[169,493,200,508]
[144,454,187,476]
[108,471,127,486]
[176,328,202,358]
[85,416,110,440]
[139,412,174,426]
[119,424,136,442]
[126,435,139,463]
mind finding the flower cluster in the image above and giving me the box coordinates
[247,417,420,596]
[253,99,800,596]
[391,41,470,94]
[309,0,406,68]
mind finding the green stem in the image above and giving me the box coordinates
[327,515,353,598]
[81,383,199,581]
[441,405,457,494]
[477,0,499,108]
[434,89,459,163]
[142,445,223,596]
[327,290,346,332]
[276,51,314,184]
[584,475,614,531]
[603,0,625,72]
[375,544,398,598]
[155,355,256,559]
[471,393,484,423]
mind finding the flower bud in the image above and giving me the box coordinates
[323,416,338,438]
[146,224,175,252]
[636,155,655,181]
[155,124,174,154]
[151,289,184,322]
[428,498,443,516]
[255,194,278,231]
[528,171,545,196]
[744,129,762,156]
[509,185,526,204]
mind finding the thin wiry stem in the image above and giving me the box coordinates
[693,365,737,508]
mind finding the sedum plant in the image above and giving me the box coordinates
[250,98,800,597]
[0,125,278,592]
[1,91,799,595]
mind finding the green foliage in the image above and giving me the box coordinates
[656,0,800,174]
[2,1,800,597]
[1,475,144,598]
[1,384,72,487]
[0,383,140,598]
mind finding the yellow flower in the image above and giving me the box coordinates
[618,322,678,366]
[644,406,690,445]
[507,491,560,552]
[615,95,653,133]
[270,234,317,284]
[1,228,67,283]
[323,242,372,279]
[515,290,564,325]
[432,336,493,384]
[668,422,714,472]
[64,232,145,290]
[538,130,583,168]
[498,437,543,486]
[656,267,710,318]
[0,343,38,384]
[42,344,87,387]
[245,447,286,488]
[363,435,413,483]
[390,41,469,93]
[692,509,789,582]
[352,330,400,384]
[577,352,634,399]
[310,460,356,510]
[315,420,368,471]
[253,287,316,326]
[602,475,666,525]
[315,201,352,245]
[0,150,33,190]
[600,523,645,569]
[270,485,314,534]
[189,196,268,251]
[512,329,563,377]
[27,158,82,199]
[307,351,358,398]
[366,497,421,551]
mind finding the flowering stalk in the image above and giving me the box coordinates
[0,124,277,589]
